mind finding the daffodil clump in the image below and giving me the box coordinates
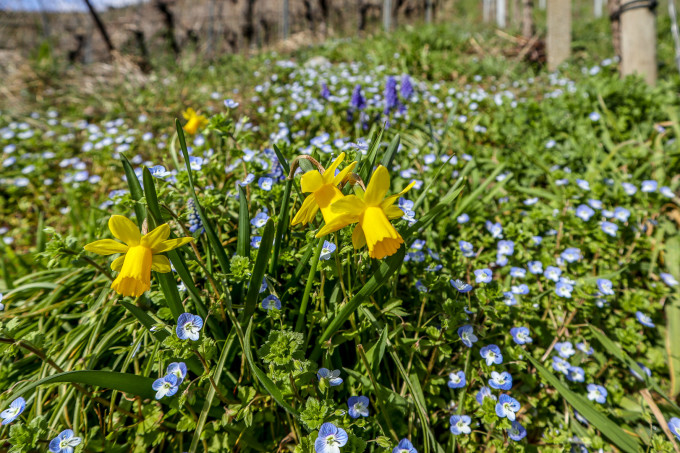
[292,157,412,260]
[182,108,208,135]
[84,215,192,297]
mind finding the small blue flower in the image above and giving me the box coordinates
[589,111,601,122]
[317,368,343,386]
[510,327,532,345]
[588,199,603,210]
[480,344,503,366]
[495,394,521,421]
[594,278,613,296]
[152,373,179,399]
[485,221,503,238]
[166,362,187,385]
[635,311,655,328]
[393,438,417,453]
[458,325,478,347]
[622,182,637,195]
[641,180,658,193]
[554,281,573,298]
[489,371,512,390]
[567,366,585,383]
[49,429,82,453]
[576,342,594,355]
[149,165,171,179]
[251,212,269,229]
[261,295,281,310]
[451,279,473,293]
[347,396,370,418]
[661,186,675,198]
[668,417,680,442]
[561,247,582,263]
[224,99,239,108]
[258,177,273,191]
[457,213,469,224]
[503,291,517,306]
[497,240,514,256]
[176,313,203,341]
[527,261,543,274]
[315,422,348,453]
[458,240,475,257]
[552,356,570,375]
[613,207,630,222]
[448,371,466,389]
[507,421,527,441]
[510,267,526,278]
[449,415,472,435]
[555,341,575,358]
[576,179,591,191]
[475,386,496,404]
[0,397,26,425]
[660,272,679,287]
[532,235,543,245]
[474,269,492,283]
[601,221,618,237]
[544,266,562,282]
[496,253,508,267]
[384,76,399,114]
[586,384,607,404]
[250,236,262,249]
[415,280,428,293]
[511,284,529,295]
[350,85,366,111]
[320,241,337,261]
[575,204,595,221]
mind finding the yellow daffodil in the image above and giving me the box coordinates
[182,108,208,135]
[316,165,414,259]
[291,152,357,226]
[84,216,193,297]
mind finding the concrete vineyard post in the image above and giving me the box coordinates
[547,0,571,70]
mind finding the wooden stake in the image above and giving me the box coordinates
[496,0,506,27]
[483,0,492,22]
[547,0,571,70]
[522,0,534,38]
[594,0,604,18]
[282,0,290,39]
[620,2,657,84]
[383,0,392,31]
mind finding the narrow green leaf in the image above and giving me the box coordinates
[244,320,299,417]
[379,134,400,170]
[119,301,169,342]
[667,295,680,398]
[120,154,145,228]
[271,178,293,274]
[358,127,385,184]
[237,185,250,258]
[527,355,640,453]
[242,219,275,324]
[366,326,388,375]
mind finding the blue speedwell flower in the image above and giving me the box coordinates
[317,368,343,386]
[575,204,595,221]
[641,180,658,192]
[152,374,179,400]
[475,386,496,404]
[393,438,417,453]
[544,266,562,282]
[0,397,26,425]
[485,221,503,238]
[261,294,281,310]
[474,268,492,283]
[489,371,512,390]
[555,281,573,298]
[511,284,529,295]
[660,272,679,287]
[597,278,614,295]
[451,279,473,293]
[251,212,269,229]
[458,240,475,257]
[258,176,273,191]
[495,394,521,421]
[176,313,203,341]
[567,366,585,383]
[510,267,526,278]
[347,396,370,418]
[601,221,618,237]
[458,325,478,347]
[449,415,472,435]
[527,261,543,274]
[635,311,655,328]
[480,344,503,366]
[587,384,607,404]
[555,341,575,358]
[507,421,527,441]
[668,417,680,442]
[49,429,82,453]
[319,241,337,261]
[448,371,466,389]
[561,247,582,263]
[621,182,637,195]
[497,240,514,256]
[315,422,348,453]
[552,356,570,375]
[166,362,187,385]
[510,327,532,345]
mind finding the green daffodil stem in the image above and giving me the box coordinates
[357,344,400,441]
[295,237,325,333]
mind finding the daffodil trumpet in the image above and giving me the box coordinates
[316,165,414,260]
[84,215,193,297]
[290,152,358,227]
[182,108,208,135]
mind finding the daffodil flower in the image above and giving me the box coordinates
[316,165,414,259]
[84,216,193,297]
[291,152,357,226]
[182,108,208,135]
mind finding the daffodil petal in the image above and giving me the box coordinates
[141,224,171,248]
[384,205,404,219]
[330,195,366,216]
[111,255,125,271]
[322,152,345,184]
[152,237,193,254]
[332,161,358,186]
[108,215,141,246]
[84,239,129,256]
[363,165,390,206]
[151,255,172,273]
[352,224,367,249]
[381,180,417,209]
[291,194,320,226]
[300,170,324,193]
[315,214,358,238]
